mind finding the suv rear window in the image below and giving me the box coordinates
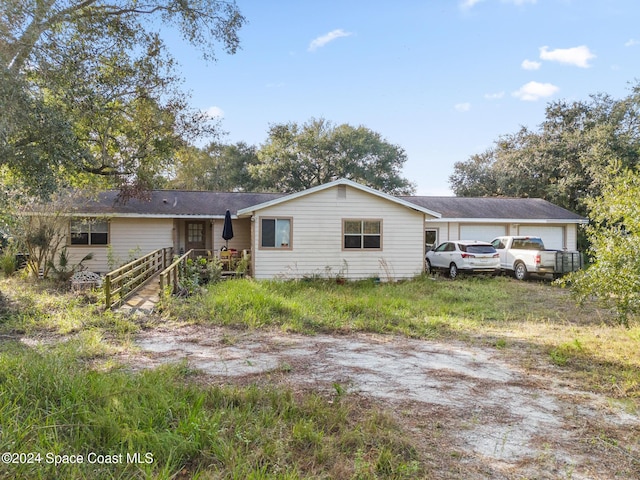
[459,244,496,254]
[511,238,544,250]
[466,245,497,254]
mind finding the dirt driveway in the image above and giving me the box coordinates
[127,324,640,479]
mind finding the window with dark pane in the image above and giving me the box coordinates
[343,220,381,249]
[70,218,108,245]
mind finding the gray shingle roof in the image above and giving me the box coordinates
[401,196,585,220]
[70,190,285,217]
[70,189,585,222]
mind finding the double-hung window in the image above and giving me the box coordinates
[260,218,291,249]
[70,218,109,245]
[343,219,382,250]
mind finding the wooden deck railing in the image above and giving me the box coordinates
[104,247,173,309]
[159,249,194,295]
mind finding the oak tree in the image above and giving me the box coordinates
[0,0,245,197]
[253,118,416,194]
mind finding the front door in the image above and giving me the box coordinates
[185,221,206,253]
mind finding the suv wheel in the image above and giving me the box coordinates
[449,263,459,279]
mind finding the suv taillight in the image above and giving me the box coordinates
[461,253,475,259]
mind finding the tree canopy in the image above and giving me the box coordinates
[250,118,416,195]
[168,142,261,192]
[449,84,640,216]
[165,118,416,195]
[0,0,245,197]
[561,169,640,325]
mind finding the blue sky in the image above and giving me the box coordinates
[165,0,639,195]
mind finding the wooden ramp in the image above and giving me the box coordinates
[119,274,162,314]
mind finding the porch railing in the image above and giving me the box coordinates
[104,247,173,309]
[159,249,194,295]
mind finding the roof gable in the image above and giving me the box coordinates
[237,178,441,218]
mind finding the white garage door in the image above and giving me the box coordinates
[459,225,507,243]
[519,226,564,250]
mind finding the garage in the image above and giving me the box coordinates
[518,225,565,250]
[459,224,507,243]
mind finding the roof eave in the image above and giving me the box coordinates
[426,217,588,224]
[67,213,230,219]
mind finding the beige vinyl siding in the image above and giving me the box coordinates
[250,185,426,280]
[212,218,251,253]
[67,218,173,273]
[173,218,251,255]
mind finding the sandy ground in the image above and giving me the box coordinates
[125,324,640,479]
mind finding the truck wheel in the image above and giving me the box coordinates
[449,263,459,279]
[514,262,528,281]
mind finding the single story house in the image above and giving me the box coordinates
[65,178,587,279]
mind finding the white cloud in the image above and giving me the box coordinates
[308,29,353,52]
[512,81,559,101]
[460,0,484,9]
[454,102,471,112]
[461,0,535,9]
[625,39,639,47]
[205,106,224,118]
[539,45,595,68]
[484,91,505,100]
[521,59,541,70]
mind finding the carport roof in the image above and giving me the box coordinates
[401,196,587,222]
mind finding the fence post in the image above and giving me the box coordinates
[104,275,111,310]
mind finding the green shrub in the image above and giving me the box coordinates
[0,250,17,277]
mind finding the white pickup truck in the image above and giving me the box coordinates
[490,236,582,280]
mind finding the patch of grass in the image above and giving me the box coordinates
[0,343,426,479]
[0,278,138,340]
[164,276,517,337]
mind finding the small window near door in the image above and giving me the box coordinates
[343,219,382,250]
[70,218,109,245]
[260,218,291,249]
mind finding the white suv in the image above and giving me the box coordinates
[426,240,500,279]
